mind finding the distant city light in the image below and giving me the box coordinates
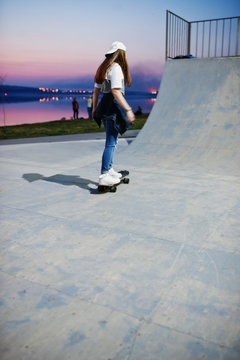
[38,87,96,95]
[39,97,59,102]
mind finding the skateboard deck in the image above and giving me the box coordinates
[98,170,129,193]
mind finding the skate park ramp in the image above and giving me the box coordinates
[0,57,240,360]
[122,57,240,175]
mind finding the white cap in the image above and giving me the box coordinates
[105,41,127,55]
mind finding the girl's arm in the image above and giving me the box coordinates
[112,88,135,123]
[92,87,101,117]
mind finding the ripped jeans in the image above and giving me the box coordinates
[101,119,119,174]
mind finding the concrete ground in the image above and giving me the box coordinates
[0,57,240,360]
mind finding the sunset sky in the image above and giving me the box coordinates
[0,0,239,91]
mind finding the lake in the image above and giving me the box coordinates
[0,93,157,127]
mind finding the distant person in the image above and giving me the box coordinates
[86,95,93,118]
[135,106,142,116]
[92,41,135,186]
[72,98,79,119]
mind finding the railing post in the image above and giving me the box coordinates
[166,10,169,60]
[187,21,191,55]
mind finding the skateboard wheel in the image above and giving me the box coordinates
[110,186,117,192]
[122,178,129,184]
[98,186,105,193]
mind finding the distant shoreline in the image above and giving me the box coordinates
[0,84,157,103]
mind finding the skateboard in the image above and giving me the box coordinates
[98,170,129,193]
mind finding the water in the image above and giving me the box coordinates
[0,94,157,127]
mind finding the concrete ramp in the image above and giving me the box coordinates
[125,57,240,175]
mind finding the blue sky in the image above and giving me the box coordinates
[0,0,239,91]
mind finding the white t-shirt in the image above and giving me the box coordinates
[95,62,125,94]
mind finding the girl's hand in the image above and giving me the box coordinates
[127,109,135,123]
[111,89,135,123]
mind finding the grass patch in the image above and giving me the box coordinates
[0,114,149,140]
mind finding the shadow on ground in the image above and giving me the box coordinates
[22,173,98,194]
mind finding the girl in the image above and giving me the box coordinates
[92,41,135,186]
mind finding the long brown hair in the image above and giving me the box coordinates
[94,49,132,87]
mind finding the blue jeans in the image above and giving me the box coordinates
[101,119,119,174]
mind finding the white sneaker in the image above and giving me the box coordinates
[108,168,122,179]
[99,173,120,186]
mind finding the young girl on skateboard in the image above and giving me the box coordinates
[92,41,135,186]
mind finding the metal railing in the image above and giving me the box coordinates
[166,10,240,60]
